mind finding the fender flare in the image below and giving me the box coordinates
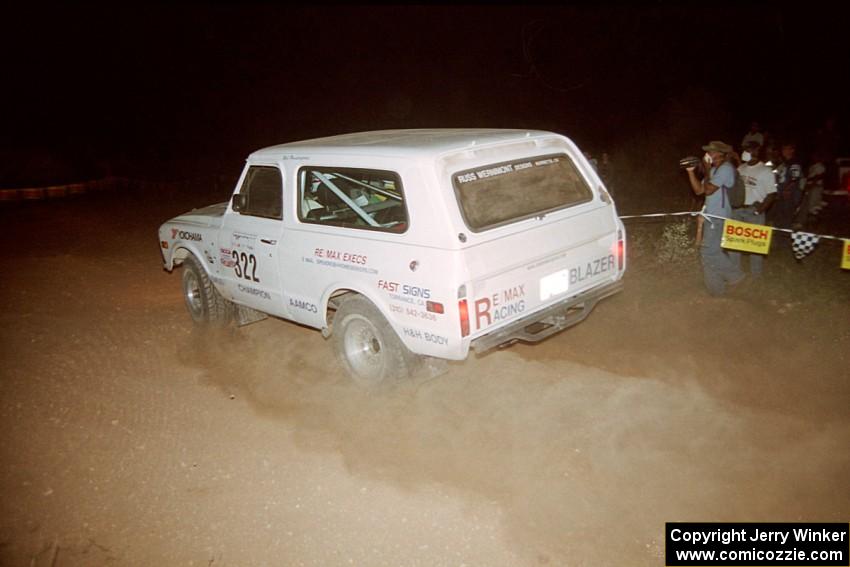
[165,244,206,271]
[319,284,402,339]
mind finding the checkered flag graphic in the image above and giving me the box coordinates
[791,231,821,260]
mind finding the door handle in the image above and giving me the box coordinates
[260,238,277,245]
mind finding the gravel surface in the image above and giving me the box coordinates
[1,190,847,566]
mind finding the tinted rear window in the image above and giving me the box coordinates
[452,154,593,231]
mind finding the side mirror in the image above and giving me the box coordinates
[232,193,247,212]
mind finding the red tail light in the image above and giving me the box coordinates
[458,299,470,337]
[426,301,444,314]
[611,234,625,271]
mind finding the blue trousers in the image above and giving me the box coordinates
[700,218,745,296]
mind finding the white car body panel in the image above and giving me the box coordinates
[158,129,626,361]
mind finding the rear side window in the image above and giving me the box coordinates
[452,154,593,232]
[297,166,408,233]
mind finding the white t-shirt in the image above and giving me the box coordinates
[738,161,777,205]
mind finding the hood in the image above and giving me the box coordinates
[170,202,228,225]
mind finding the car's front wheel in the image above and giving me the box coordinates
[181,255,231,326]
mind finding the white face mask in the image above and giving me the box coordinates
[703,153,712,165]
[741,151,752,162]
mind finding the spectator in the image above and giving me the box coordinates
[685,140,746,296]
[803,151,827,218]
[729,141,777,278]
[741,121,764,149]
[762,130,777,165]
[772,142,805,230]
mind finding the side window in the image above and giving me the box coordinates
[297,166,408,233]
[237,166,283,220]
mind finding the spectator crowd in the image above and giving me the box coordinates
[683,116,846,297]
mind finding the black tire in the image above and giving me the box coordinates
[181,255,231,326]
[332,295,414,387]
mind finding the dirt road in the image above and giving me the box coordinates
[1,188,848,566]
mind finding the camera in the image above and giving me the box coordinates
[678,155,702,170]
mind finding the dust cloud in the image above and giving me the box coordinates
[2,190,846,565]
[183,320,850,565]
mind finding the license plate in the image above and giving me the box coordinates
[539,268,569,301]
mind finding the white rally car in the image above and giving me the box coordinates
[158,129,626,386]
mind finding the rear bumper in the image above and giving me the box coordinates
[470,278,624,354]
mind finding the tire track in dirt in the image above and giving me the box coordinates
[0,251,218,564]
[181,315,850,565]
[2,195,847,565]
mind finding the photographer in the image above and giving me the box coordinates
[684,140,746,296]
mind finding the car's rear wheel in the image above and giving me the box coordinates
[332,295,413,387]
[181,255,231,326]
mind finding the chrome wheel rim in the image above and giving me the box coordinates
[343,315,384,384]
[183,270,204,321]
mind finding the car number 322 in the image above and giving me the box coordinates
[233,251,259,282]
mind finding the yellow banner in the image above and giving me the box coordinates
[842,239,850,270]
[721,219,773,254]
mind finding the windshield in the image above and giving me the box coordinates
[452,153,593,231]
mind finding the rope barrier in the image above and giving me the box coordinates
[619,210,847,243]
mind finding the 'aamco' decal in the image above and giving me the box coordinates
[289,297,318,313]
[172,228,202,241]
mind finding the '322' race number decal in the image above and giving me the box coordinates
[232,251,260,282]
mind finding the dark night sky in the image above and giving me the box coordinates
[3,3,849,185]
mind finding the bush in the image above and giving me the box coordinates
[657,219,696,265]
